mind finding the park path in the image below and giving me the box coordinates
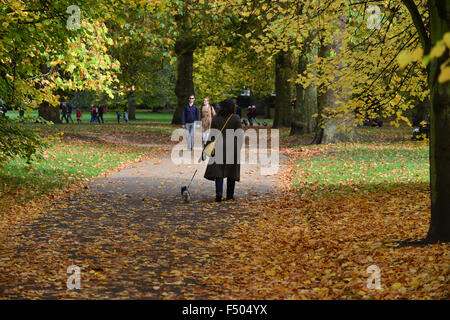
[0,131,282,299]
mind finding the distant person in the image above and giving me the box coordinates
[90,104,97,123]
[66,102,74,123]
[19,108,24,122]
[0,98,7,117]
[116,110,121,123]
[251,106,260,125]
[235,104,242,118]
[98,104,105,124]
[61,102,68,123]
[246,106,253,126]
[200,97,216,147]
[181,95,200,151]
[76,109,82,123]
[124,111,129,123]
[94,106,100,124]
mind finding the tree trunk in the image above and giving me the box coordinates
[38,101,61,123]
[426,0,450,242]
[273,51,292,128]
[316,14,355,144]
[172,39,195,125]
[37,63,61,123]
[127,91,136,120]
[291,34,318,136]
[411,96,430,126]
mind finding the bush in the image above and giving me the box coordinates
[0,116,44,164]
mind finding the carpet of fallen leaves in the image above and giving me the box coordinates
[185,147,449,299]
[0,129,278,299]
[0,126,448,300]
[0,134,158,236]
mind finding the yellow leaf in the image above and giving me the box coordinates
[265,269,276,276]
[170,270,182,276]
[397,50,412,69]
[391,282,402,290]
[438,65,450,83]
[443,32,450,48]
[430,41,446,59]
[411,47,423,61]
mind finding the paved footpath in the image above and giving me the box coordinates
[0,136,282,299]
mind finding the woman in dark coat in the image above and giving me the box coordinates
[204,99,243,202]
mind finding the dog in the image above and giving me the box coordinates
[181,186,191,203]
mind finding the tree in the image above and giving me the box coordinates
[107,1,171,120]
[314,12,355,144]
[169,0,268,124]
[400,0,450,242]
[273,51,293,128]
[291,32,318,135]
[193,46,273,102]
[1,1,121,122]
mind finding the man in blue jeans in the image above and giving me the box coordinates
[181,95,200,151]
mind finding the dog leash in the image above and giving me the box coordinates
[187,169,198,188]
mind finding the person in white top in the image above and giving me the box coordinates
[200,97,216,147]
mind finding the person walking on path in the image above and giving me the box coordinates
[116,110,121,123]
[124,111,129,123]
[235,104,242,119]
[251,105,260,125]
[200,97,216,148]
[66,102,74,123]
[76,109,82,123]
[181,95,200,151]
[204,99,243,202]
[94,106,100,124]
[98,104,105,124]
[90,104,97,123]
[60,102,68,123]
[64,103,70,123]
[246,106,253,126]
[19,108,24,122]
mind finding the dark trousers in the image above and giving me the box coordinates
[67,112,74,123]
[215,178,236,198]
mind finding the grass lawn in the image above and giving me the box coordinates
[294,141,429,191]
[0,138,154,213]
[290,126,428,193]
[7,109,275,138]
[6,109,174,124]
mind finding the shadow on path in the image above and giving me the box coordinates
[0,142,283,299]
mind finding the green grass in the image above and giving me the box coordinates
[7,110,173,124]
[0,140,151,207]
[293,140,429,193]
[33,122,176,137]
[8,109,275,138]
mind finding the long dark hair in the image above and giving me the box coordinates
[218,99,236,117]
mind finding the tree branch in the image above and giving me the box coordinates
[401,0,431,53]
